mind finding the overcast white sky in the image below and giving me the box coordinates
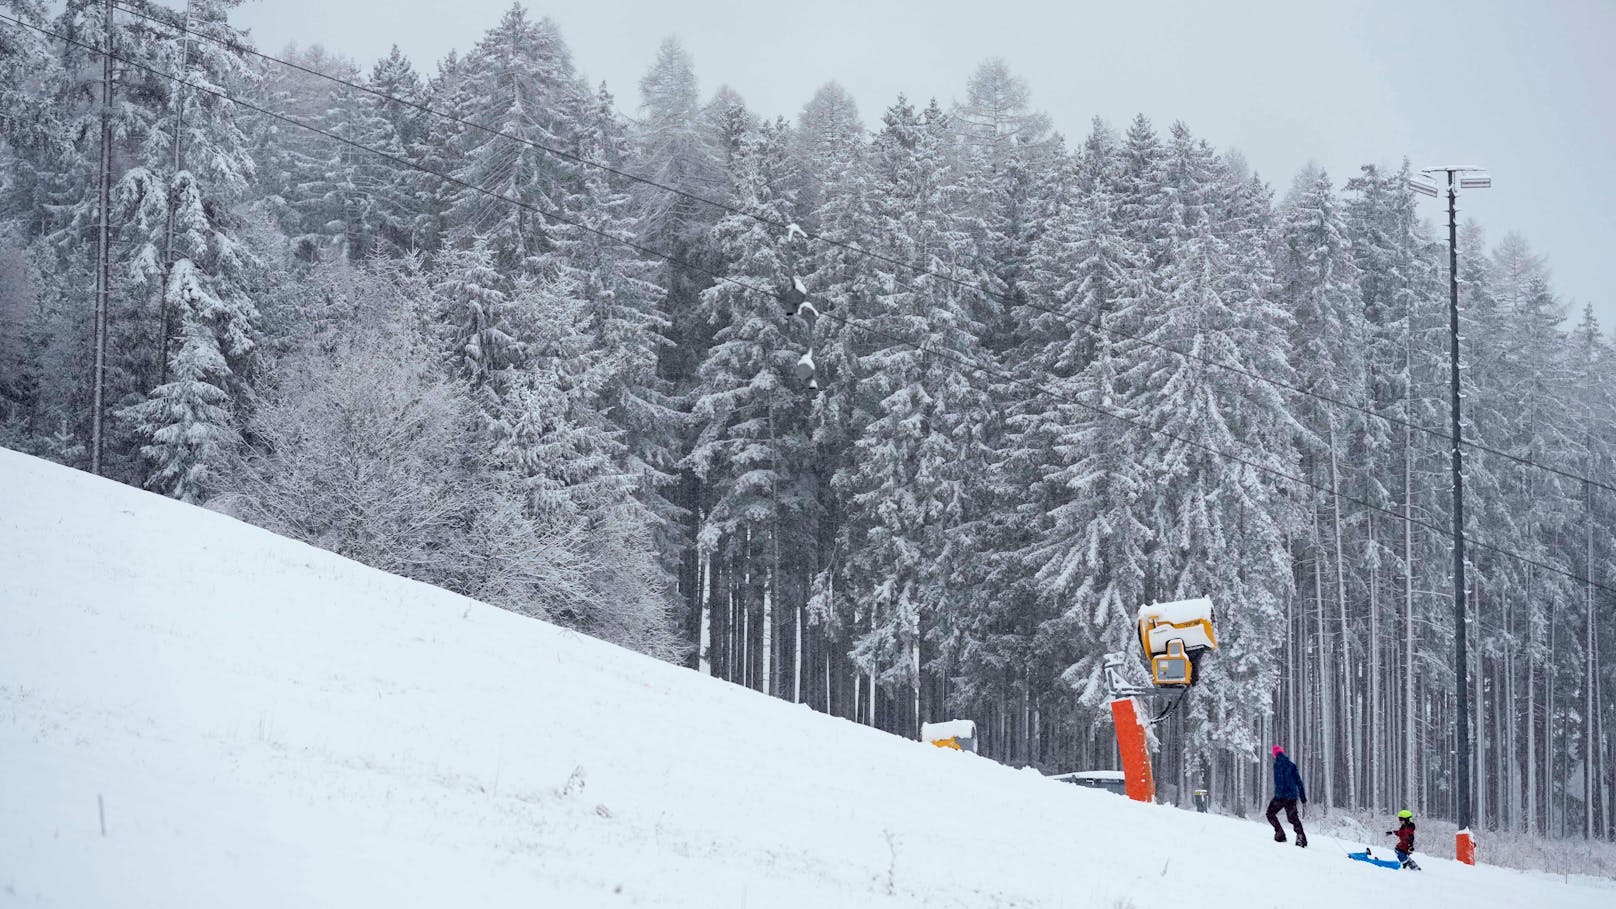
[228,0,1616,327]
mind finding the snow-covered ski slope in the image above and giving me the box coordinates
[1,447,1610,908]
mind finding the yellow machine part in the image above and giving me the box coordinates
[930,737,962,750]
[1151,652,1193,686]
[1137,617,1218,656]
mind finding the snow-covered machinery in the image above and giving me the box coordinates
[1101,597,1219,803]
[921,719,977,753]
[1136,597,1217,687]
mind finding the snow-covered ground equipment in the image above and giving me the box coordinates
[921,719,977,753]
[1136,597,1216,687]
[1048,770,1127,796]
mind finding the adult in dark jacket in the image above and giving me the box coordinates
[1266,745,1308,847]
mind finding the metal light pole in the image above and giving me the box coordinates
[1410,165,1490,865]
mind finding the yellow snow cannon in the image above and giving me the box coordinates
[921,719,977,753]
[1136,598,1218,688]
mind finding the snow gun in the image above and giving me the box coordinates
[1100,597,1219,803]
[920,719,977,753]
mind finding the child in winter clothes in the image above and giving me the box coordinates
[1386,810,1420,870]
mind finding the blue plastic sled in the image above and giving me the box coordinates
[1348,850,1401,870]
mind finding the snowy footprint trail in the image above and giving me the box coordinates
[1,447,1610,908]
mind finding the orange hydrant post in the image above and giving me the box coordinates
[1456,829,1476,865]
[1110,697,1155,803]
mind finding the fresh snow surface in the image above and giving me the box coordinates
[1138,597,1216,653]
[1137,597,1214,626]
[1,446,1611,908]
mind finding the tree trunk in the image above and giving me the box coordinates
[1587,481,1596,839]
[697,546,711,675]
[1369,519,1382,813]
[1475,586,1486,831]
[1527,613,1538,834]
[1328,424,1357,810]
[1548,567,1558,836]
[762,562,773,697]
[1402,300,1418,815]
[1313,507,1335,812]
[155,1,193,387]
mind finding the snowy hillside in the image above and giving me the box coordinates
[0,446,1609,908]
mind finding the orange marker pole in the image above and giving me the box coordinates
[1456,829,1476,865]
[1110,697,1155,803]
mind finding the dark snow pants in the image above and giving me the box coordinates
[1266,798,1304,837]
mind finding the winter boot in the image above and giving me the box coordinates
[1273,832,1287,843]
[1295,833,1308,848]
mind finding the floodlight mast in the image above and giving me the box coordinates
[1414,164,1490,865]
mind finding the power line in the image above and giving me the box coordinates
[10,10,1614,599]
[108,0,1616,500]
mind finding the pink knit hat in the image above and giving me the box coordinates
[1272,745,1284,756]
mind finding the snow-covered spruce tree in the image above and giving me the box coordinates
[1344,160,1447,815]
[0,236,51,442]
[446,5,582,274]
[487,274,682,661]
[946,132,1071,761]
[1467,234,1585,834]
[433,239,521,398]
[118,260,237,502]
[56,0,263,494]
[1016,118,1152,716]
[289,74,412,262]
[794,81,874,703]
[236,45,369,254]
[629,37,727,660]
[0,0,68,236]
[1566,304,1616,840]
[791,81,860,229]
[35,0,173,478]
[404,48,471,255]
[1274,167,1368,811]
[684,118,816,697]
[952,59,1055,358]
[554,82,685,591]
[631,36,723,385]
[0,3,71,451]
[1449,218,1520,831]
[368,44,425,152]
[835,97,993,734]
[1118,129,1296,801]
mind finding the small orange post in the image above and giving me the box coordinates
[1456,829,1476,865]
[1110,697,1155,803]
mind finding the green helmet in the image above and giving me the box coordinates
[1398,809,1413,819]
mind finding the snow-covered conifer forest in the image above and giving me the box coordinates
[0,0,1611,843]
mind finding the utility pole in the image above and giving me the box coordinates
[1410,165,1490,865]
[91,0,115,475]
[1446,168,1469,848]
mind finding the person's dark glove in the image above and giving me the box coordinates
[1301,797,1308,804]
[1385,831,1395,836]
